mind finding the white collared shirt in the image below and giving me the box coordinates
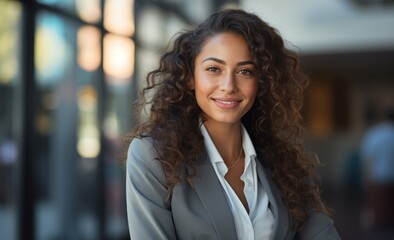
[200,123,275,240]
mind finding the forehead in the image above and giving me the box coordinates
[196,32,253,62]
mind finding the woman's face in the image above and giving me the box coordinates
[193,32,258,126]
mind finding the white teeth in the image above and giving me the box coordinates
[216,100,237,104]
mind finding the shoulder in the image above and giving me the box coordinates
[126,136,166,185]
[127,137,157,166]
[128,136,157,159]
[297,211,341,239]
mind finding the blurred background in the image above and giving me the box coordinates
[0,0,393,239]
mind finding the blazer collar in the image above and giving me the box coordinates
[187,151,291,240]
[186,161,237,240]
[255,154,292,240]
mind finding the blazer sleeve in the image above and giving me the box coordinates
[296,211,341,240]
[125,137,177,239]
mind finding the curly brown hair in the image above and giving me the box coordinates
[128,8,330,229]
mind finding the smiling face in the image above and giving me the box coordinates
[192,32,258,127]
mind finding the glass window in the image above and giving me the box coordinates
[33,1,135,238]
[137,6,166,48]
[37,0,75,14]
[76,0,102,23]
[34,10,105,239]
[2,0,218,239]
[0,1,22,240]
[103,34,135,84]
[104,0,135,36]
[37,0,102,24]
[102,1,135,238]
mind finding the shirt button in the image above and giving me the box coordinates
[247,182,252,187]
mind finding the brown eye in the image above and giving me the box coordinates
[207,67,220,73]
[239,69,253,75]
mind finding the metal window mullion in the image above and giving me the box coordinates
[18,0,37,239]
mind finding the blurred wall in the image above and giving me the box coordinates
[241,0,394,185]
[242,0,394,53]
[241,1,394,239]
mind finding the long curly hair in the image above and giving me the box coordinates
[128,8,330,229]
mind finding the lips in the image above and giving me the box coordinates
[212,98,242,109]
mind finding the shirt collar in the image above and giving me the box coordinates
[200,123,223,164]
[200,122,257,168]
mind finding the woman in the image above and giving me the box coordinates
[125,8,341,239]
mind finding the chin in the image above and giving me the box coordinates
[208,114,243,125]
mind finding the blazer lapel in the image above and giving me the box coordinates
[186,156,237,240]
[255,158,291,240]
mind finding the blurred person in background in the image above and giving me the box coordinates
[125,9,340,239]
[361,107,394,239]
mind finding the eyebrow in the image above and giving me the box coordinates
[201,57,255,66]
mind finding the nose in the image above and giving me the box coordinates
[220,72,237,93]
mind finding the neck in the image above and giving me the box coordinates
[203,121,242,163]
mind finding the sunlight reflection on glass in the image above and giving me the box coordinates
[104,0,134,36]
[77,86,100,158]
[77,25,101,72]
[0,1,21,85]
[76,0,101,23]
[103,34,134,84]
[104,112,120,139]
[35,13,70,87]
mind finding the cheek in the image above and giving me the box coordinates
[243,81,259,100]
[194,83,211,101]
[194,73,214,95]
[193,79,207,104]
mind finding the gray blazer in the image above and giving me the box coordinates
[126,137,341,239]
